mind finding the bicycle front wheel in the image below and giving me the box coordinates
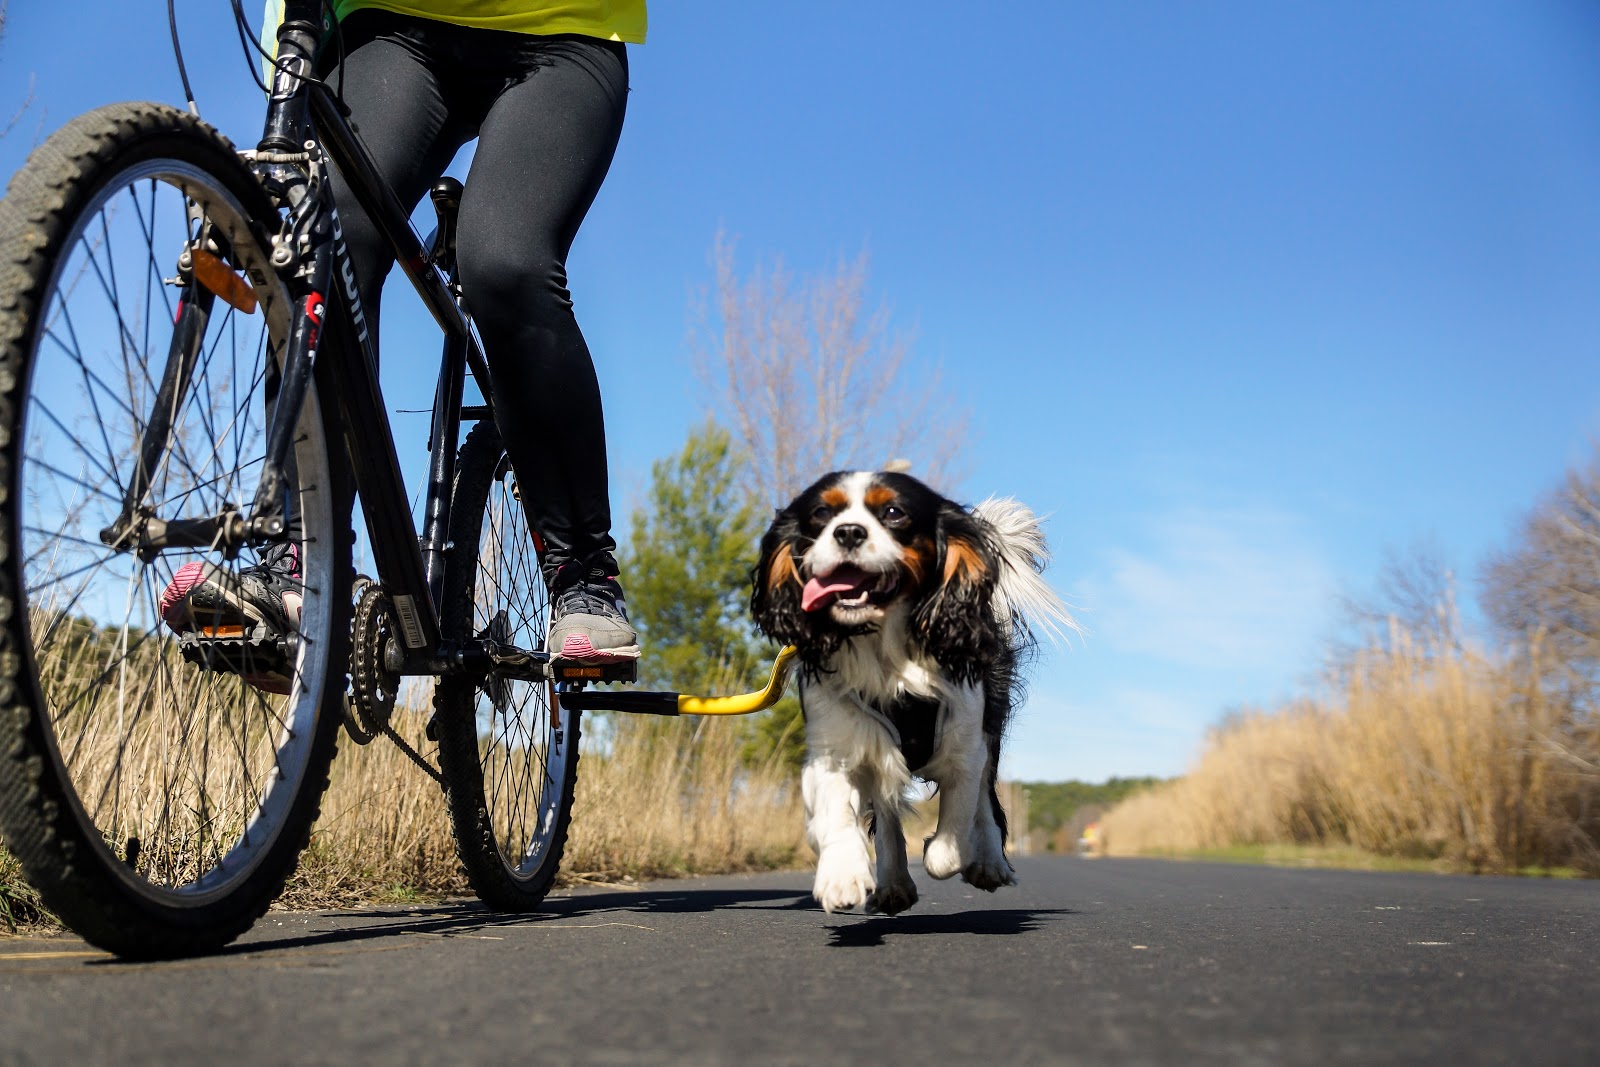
[0,104,352,957]
[434,421,579,910]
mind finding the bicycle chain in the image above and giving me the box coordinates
[382,721,446,790]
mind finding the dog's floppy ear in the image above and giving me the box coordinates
[750,508,812,648]
[913,501,1001,683]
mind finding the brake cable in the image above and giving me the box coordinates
[166,0,199,116]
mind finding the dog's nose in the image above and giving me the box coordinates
[833,523,868,550]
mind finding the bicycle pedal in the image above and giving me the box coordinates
[552,658,638,685]
[176,622,294,683]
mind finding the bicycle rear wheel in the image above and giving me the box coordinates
[434,421,579,910]
[0,104,352,957]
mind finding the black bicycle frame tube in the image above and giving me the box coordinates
[317,269,443,654]
[100,284,213,550]
[423,331,468,610]
[258,1,321,194]
[247,0,447,656]
[249,218,330,524]
[306,84,496,407]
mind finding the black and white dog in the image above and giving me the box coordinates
[751,471,1072,915]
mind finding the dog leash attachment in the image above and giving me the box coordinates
[678,646,798,715]
[558,646,798,717]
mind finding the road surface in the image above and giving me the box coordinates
[1,856,1597,1065]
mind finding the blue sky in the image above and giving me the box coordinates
[4,2,1598,781]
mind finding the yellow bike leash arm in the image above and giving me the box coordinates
[556,646,798,717]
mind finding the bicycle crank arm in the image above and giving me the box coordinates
[461,640,551,682]
[558,689,679,715]
[408,640,557,682]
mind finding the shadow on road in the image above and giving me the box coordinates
[79,886,817,964]
[75,885,1068,964]
[826,907,1074,948]
[543,887,814,917]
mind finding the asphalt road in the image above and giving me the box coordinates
[1,856,1597,1066]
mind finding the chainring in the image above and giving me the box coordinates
[346,579,401,745]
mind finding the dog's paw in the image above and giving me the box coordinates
[962,854,1017,892]
[813,850,875,913]
[922,832,964,880]
[867,878,918,916]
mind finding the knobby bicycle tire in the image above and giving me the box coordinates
[434,420,579,911]
[0,103,354,957]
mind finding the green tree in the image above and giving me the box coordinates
[1021,778,1164,844]
[621,421,766,694]
[741,689,805,775]
[620,421,806,772]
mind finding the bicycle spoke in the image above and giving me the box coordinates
[25,454,122,507]
[127,177,177,328]
[463,466,561,873]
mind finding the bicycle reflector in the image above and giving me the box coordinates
[190,247,259,314]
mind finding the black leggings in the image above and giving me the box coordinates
[325,11,628,585]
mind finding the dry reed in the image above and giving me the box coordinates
[1100,629,1600,874]
[563,713,805,882]
[278,694,805,908]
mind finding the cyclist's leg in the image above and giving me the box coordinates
[163,12,474,654]
[322,11,478,326]
[453,35,634,657]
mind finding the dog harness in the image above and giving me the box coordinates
[847,691,943,775]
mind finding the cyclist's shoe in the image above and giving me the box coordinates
[160,544,302,694]
[548,568,640,663]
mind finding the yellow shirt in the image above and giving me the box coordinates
[330,1,646,43]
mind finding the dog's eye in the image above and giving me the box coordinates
[881,504,907,525]
[809,505,833,525]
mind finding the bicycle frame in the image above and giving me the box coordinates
[102,0,502,678]
[249,2,469,668]
[104,2,797,708]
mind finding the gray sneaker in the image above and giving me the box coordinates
[549,574,640,662]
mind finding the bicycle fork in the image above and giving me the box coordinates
[95,239,288,560]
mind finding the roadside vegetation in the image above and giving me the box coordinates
[1021,778,1163,852]
[1,848,49,931]
[1101,454,1600,877]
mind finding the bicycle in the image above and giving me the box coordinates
[0,0,796,959]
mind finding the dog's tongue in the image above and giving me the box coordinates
[801,565,874,612]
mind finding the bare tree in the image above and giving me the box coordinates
[0,1,38,142]
[691,231,968,507]
[1482,447,1600,696]
[1329,535,1461,670]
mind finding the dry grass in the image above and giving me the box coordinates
[25,610,301,893]
[4,690,806,929]
[277,696,807,910]
[1100,630,1600,875]
[563,713,805,882]
[1,848,51,931]
[275,704,465,910]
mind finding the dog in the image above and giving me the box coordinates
[751,470,1073,915]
